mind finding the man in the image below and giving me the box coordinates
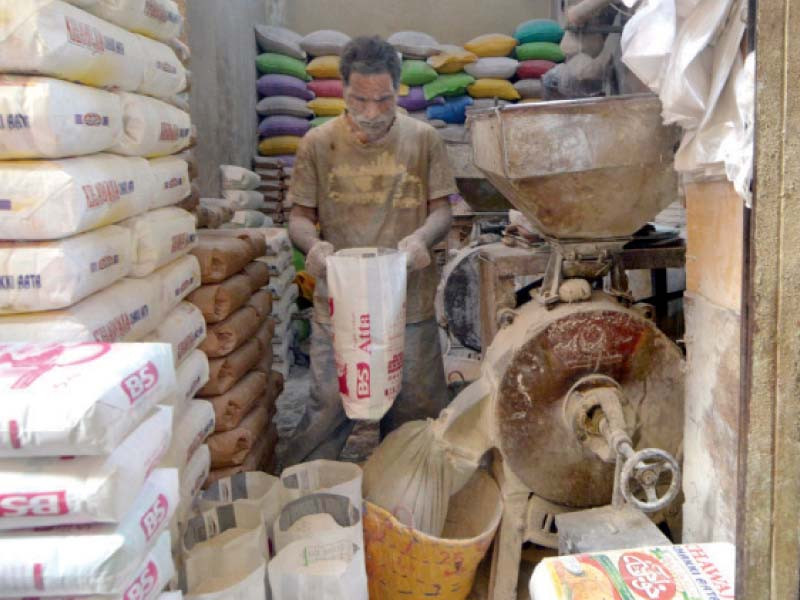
[285,36,457,465]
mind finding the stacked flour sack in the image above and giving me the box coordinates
[463,32,521,122]
[391,32,446,126]
[255,25,313,166]
[217,164,274,229]
[261,228,298,380]
[302,30,350,129]
[252,155,294,224]
[185,231,284,486]
[0,342,180,600]
[512,19,565,101]
[0,0,197,345]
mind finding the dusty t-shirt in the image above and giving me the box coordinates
[289,113,458,324]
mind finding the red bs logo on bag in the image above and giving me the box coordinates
[356,363,371,399]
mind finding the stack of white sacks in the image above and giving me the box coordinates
[200,165,274,230]
[261,228,298,379]
[0,342,180,600]
[253,155,295,224]
[0,0,197,344]
[174,460,368,599]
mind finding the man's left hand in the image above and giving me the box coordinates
[398,233,431,272]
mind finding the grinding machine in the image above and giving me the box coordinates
[441,95,687,599]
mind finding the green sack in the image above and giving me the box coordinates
[311,116,335,128]
[401,60,438,86]
[514,19,564,44]
[256,53,311,81]
[515,42,565,63]
[423,72,475,101]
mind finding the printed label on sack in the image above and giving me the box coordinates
[139,494,169,542]
[159,123,190,142]
[74,113,110,127]
[171,232,196,254]
[0,491,68,518]
[0,114,30,129]
[145,0,182,24]
[121,361,159,404]
[163,176,184,190]
[176,327,204,363]
[124,560,159,600]
[65,16,126,56]
[0,343,111,389]
[0,274,41,290]
[356,363,370,399]
[82,180,135,210]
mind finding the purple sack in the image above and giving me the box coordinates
[257,74,315,101]
[259,115,312,138]
[397,86,444,112]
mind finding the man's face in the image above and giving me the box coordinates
[343,71,397,142]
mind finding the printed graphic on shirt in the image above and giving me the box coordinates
[327,151,423,209]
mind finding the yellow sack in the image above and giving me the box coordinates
[259,136,302,156]
[308,97,346,116]
[427,46,478,74]
[467,78,521,100]
[306,55,341,79]
[464,34,518,58]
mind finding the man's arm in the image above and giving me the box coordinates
[398,196,453,271]
[288,204,333,279]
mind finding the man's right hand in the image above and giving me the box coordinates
[306,240,334,280]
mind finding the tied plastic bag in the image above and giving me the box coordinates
[0,342,176,457]
[0,225,133,314]
[327,249,406,420]
[362,379,492,536]
[620,0,677,93]
[0,406,173,529]
[0,468,177,595]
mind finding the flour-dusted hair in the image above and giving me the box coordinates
[340,36,402,89]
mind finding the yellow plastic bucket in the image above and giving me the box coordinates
[364,470,503,600]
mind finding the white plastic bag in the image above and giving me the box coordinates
[267,267,297,299]
[137,32,188,99]
[173,349,210,418]
[0,75,123,160]
[149,156,191,209]
[221,190,266,210]
[0,225,132,314]
[68,0,183,42]
[0,0,145,93]
[178,444,210,523]
[327,248,406,420]
[0,153,152,240]
[0,468,177,595]
[258,251,292,275]
[110,91,191,158]
[121,207,197,277]
[271,284,298,321]
[0,342,176,457]
[268,529,368,600]
[220,165,261,191]
[0,406,172,529]
[156,254,202,317]
[142,302,206,366]
[0,275,161,343]
[620,0,677,93]
[160,400,215,471]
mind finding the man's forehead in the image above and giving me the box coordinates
[346,72,395,93]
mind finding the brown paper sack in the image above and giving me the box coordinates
[247,290,273,321]
[205,424,279,487]
[243,261,270,292]
[191,234,254,284]
[209,371,268,432]
[200,303,264,357]
[199,337,261,396]
[208,404,270,468]
[187,274,252,324]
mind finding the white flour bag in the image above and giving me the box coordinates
[149,156,191,209]
[0,153,152,240]
[142,302,206,366]
[160,399,215,471]
[0,75,123,160]
[0,225,132,314]
[69,0,183,42]
[172,349,210,418]
[0,468,177,595]
[0,0,145,92]
[156,254,202,317]
[220,165,261,191]
[221,190,266,210]
[327,248,407,420]
[0,406,172,530]
[137,33,187,99]
[0,342,175,457]
[121,207,197,277]
[110,91,191,158]
[0,275,160,343]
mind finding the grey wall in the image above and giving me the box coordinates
[187,0,266,196]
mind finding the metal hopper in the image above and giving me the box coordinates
[468,95,680,241]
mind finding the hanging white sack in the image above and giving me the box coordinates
[155,254,202,317]
[68,0,183,42]
[121,207,197,277]
[0,75,123,160]
[160,399,215,471]
[268,529,368,600]
[0,468,177,595]
[0,0,145,92]
[182,501,269,600]
[137,33,188,99]
[142,302,206,366]
[0,275,161,343]
[0,153,152,240]
[0,342,175,457]
[172,349,210,419]
[110,91,191,158]
[0,225,133,314]
[220,165,261,191]
[620,0,677,94]
[149,156,191,209]
[327,248,406,420]
[0,406,172,529]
